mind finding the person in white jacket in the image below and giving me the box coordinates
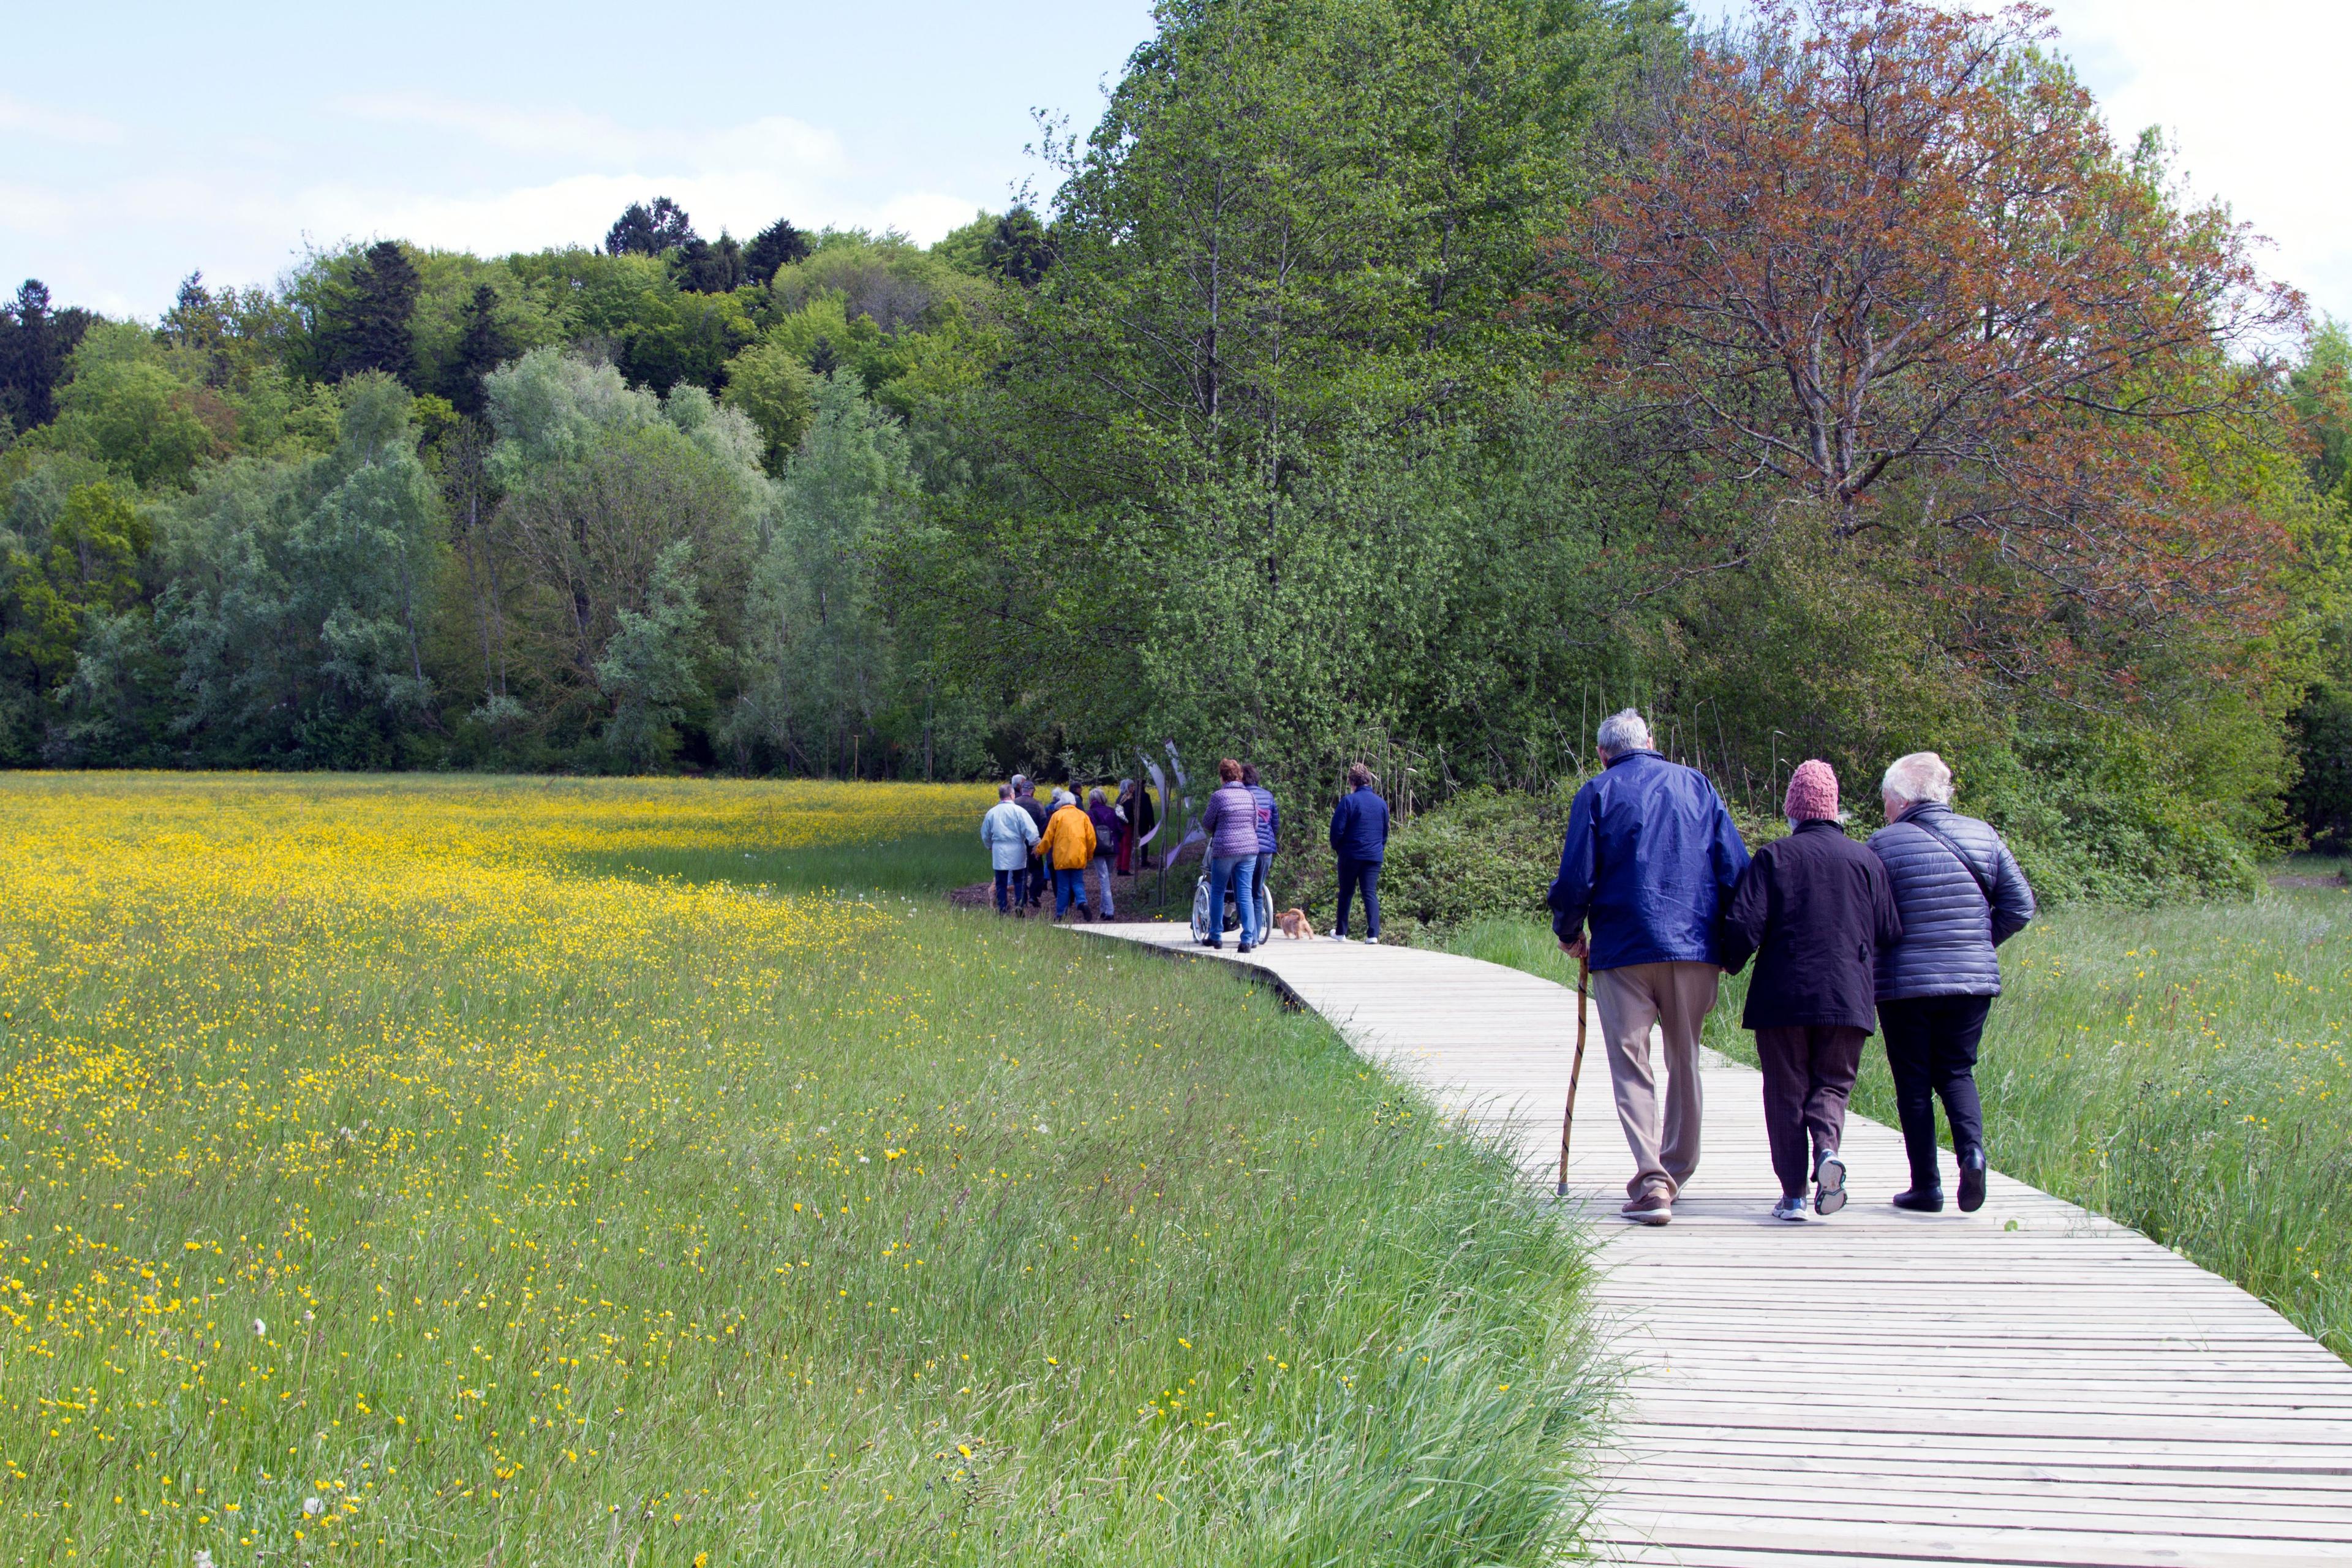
[981,783,1042,915]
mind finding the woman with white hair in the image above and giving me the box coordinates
[1867,752,2037,1213]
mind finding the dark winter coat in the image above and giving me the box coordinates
[1201,782,1261,859]
[1088,802,1123,854]
[1017,794,1054,865]
[1547,750,1752,970]
[1249,785,1280,854]
[1866,802,2035,1000]
[1328,785,1390,863]
[1718,820,1904,1032]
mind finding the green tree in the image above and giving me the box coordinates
[326,241,423,385]
[730,373,909,774]
[440,284,514,417]
[2,478,150,693]
[596,539,709,767]
[720,338,817,472]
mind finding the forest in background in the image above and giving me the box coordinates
[4,0,2351,903]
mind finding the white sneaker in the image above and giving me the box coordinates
[1331,934,1352,943]
[1771,1196,1808,1222]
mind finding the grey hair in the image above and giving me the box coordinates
[1088,786,1107,806]
[1011,773,1030,792]
[1596,707,1651,755]
[998,782,1013,798]
[1881,752,1954,807]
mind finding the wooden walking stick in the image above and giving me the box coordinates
[1555,954,1591,1198]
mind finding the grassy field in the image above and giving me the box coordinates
[1450,870,2352,1359]
[0,775,1602,1567]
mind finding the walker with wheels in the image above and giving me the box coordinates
[1190,870,1275,946]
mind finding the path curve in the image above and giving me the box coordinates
[1078,922,2352,1567]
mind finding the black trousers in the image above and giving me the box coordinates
[1336,856,1381,937]
[1879,994,1992,1189]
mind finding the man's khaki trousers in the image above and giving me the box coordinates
[1591,962,1722,1201]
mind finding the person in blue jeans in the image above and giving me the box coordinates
[1200,758,1265,951]
[1242,762,1279,921]
[1328,762,1389,941]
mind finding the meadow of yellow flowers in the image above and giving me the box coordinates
[0,774,1599,1566]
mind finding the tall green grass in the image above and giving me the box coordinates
[1451,875,2352,1359]
[3,786,1605,1566]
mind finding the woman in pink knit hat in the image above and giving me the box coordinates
[1717,760,1904,1221]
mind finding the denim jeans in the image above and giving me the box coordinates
[993,867,1026,911]
[1088,856,1116,918]
[1336,856,1381,937]
[1053,867,1085,919]
[1208,854,1261,946]
[1251,851,1273,914]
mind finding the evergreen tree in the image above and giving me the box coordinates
[442,284,514,417]
[0,280,92,431]
[605,197,696,257]
[982,208,1057,286]
[330,242,421,385]
[744,218,811,285]
[674,234,746,294]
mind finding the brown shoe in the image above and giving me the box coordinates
[1619,1191,1673,1226]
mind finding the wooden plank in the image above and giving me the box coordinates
[1077,924,2352,1564]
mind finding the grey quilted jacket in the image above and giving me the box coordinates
[1866,802,2035,1000]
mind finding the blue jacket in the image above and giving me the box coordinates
[1547,750,1751,970]
[1249,785,1279,853]
[1867,802,2035,1000]
[1329,786,1389,862]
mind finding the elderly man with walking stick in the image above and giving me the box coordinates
[1547,709,1752,1225]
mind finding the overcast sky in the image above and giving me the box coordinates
[6,1,2349,325]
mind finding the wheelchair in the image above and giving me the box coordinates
[1190,868,1276,946]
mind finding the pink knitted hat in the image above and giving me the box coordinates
[1784,759,1839,823]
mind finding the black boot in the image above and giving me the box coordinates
[1891,1186,1944,1213]
[1957,1147,1988,1213]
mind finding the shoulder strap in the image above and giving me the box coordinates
[1909,816,1996,907]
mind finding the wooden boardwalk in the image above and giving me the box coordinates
[1080,922,2352,1567]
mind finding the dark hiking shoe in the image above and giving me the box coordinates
[1619,1191,1673,1226]
[1814,1155,1848,1216]
[1891,1186,1944,1212]
[1958,1147,1988,1213]
[1237,941,1255,954]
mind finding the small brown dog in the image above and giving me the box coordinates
[1275,907,1316,940]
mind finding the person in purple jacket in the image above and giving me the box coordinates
[1199,758,1265,952]
[1242,763,1279,924]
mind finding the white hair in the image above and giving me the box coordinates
[1881,752,1954,807]
[1596,707,1652,755]
[1088,786,1107,807]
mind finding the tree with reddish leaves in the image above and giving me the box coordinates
[1548,0,2305,655]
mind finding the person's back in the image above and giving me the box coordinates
[1551,750,1750,970]
[982,799,1034,869]
[1201,780,1259,860]
[1719,819,1898,1033]
[1864,751,2037,1213]
[1328,784,1389,861]
[1248,782,1278,854]
[1545,710,1751,1226]
[1868,801,2034,1001]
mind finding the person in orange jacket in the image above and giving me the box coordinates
[1038,788,1099,922]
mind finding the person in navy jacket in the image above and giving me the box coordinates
[1327,763,1389,941]
[1547,709,1751,1225]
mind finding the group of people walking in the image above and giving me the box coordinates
[1549,709,2034,1224]
[980,775,1137,921]
[975,758,1393,948]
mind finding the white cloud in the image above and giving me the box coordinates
[2042,0,2352,322]
[0,92,123,145]
[334,94,843,174]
